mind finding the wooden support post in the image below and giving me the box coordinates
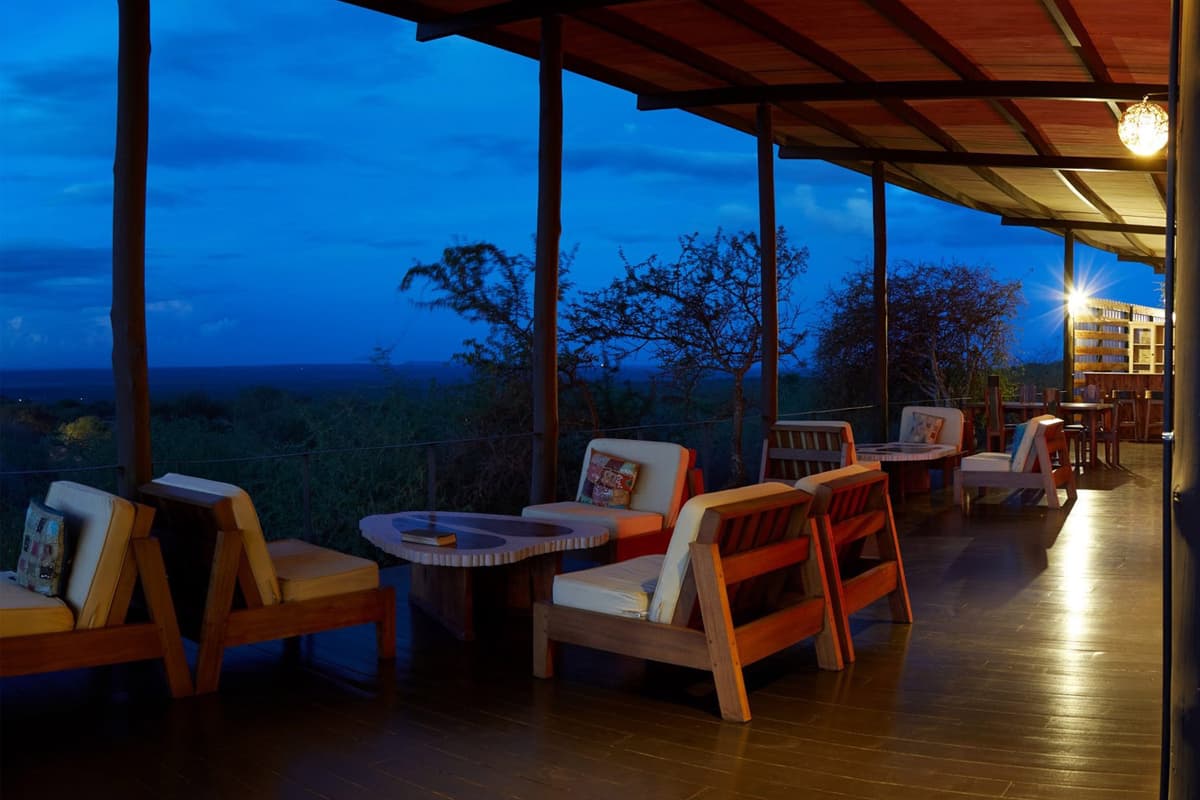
[757,103,778,430]
[1168,0,1198,795]
[1063,230,1075,397]
[112,0,152,499]
[872,162,888,439]
[531,14,563,506]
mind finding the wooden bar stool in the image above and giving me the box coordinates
[1143,391,1165,441]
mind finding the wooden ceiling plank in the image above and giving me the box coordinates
[701,0,1060,220]
[863,0,1152,255]
[1040,0,1168,210]
[415,0,642,42]
[638,79,1166,110]
[778,145,1164,172]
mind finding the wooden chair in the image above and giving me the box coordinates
[796,466,912,663]
[1143,390,1165,441]
[759,420,858,482]
[533,482,843,722]
[984,375,1015,452]
[953,416,1077,510]
[522,438,695,561]
[0,481,193,697]
[140,474,395,694]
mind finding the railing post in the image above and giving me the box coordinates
[301,453,313,539]
[426,445,438,511]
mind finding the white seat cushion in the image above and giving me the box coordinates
[45,481,136,630]
[521,502,663,539]
[0,573,74,638]
[266,539,379,603]
[552,555,663,620]
[960,452,1014,472]
[649,482,796,624]
[153,473,282,605]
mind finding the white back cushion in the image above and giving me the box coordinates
[577,439,690,525]
[154,473,282,605]
[46,481,135,630]
[1011,414,1058,472]
[648,482,794,624]
[900,406,964,449]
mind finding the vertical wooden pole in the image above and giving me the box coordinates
[530,14,562,506]
[872,162,888,439]
[1169,1,1198,795]
[112,0,152,499]
[1063,230,1075,398]
[757,103,778,431]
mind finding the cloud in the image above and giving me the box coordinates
[786,185,872,235]
[200,317,236,335]
[59,181,192,209]
[4,57,114,107]
[0,244,109,296]
[147,299,193,315]
[717,202,756,224]
[8,316,22,331]
[441,135,757,185]
[149,120,328,169]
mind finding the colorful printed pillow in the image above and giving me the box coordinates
[15,499,73,597]
[905,411,945,444]
[578,451,641,509]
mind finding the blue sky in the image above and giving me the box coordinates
[1,0,1163,370]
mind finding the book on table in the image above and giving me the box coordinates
[399,529,456,546]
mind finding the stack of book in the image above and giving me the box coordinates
[399,527,456,546]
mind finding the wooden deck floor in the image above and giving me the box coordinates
[1,445,1164,799]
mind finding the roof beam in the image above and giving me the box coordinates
[702,0,1058,219]
[863,0,1154,257]
[415,0,640,42]
[1001,217,1167,234]
[778,146,1166,173]
[638,80,1166,110]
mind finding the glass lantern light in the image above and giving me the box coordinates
[1118,97,1169,156]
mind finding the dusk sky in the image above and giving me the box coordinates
[1,1,1164,371]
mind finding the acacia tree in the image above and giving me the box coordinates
[398,241,609,432]
[568,228,810,484]
[814,260,1022,408]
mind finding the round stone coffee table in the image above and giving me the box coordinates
[360,511,608,640]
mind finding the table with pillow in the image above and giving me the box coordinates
[856,406,965,502]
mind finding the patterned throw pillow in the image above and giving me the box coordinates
[15,499,72,597]
[578,451,641,509]
[905,411,945,444]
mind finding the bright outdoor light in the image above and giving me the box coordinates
[1067,289,1089,318]
[1118,98,1169,156]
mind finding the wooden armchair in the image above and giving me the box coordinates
[795,466,912,663]
[0,481,192,697]
[522,438,697,561]
[759,420,860,482]
[953,416,1077,509]
[140,474,395,693]
[533,482,842,722]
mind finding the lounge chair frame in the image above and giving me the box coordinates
[140,482,395,694]
[533,489,842,722]
[953,419,1077,509]
[805,469,912,663]
[0,499,193,697]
